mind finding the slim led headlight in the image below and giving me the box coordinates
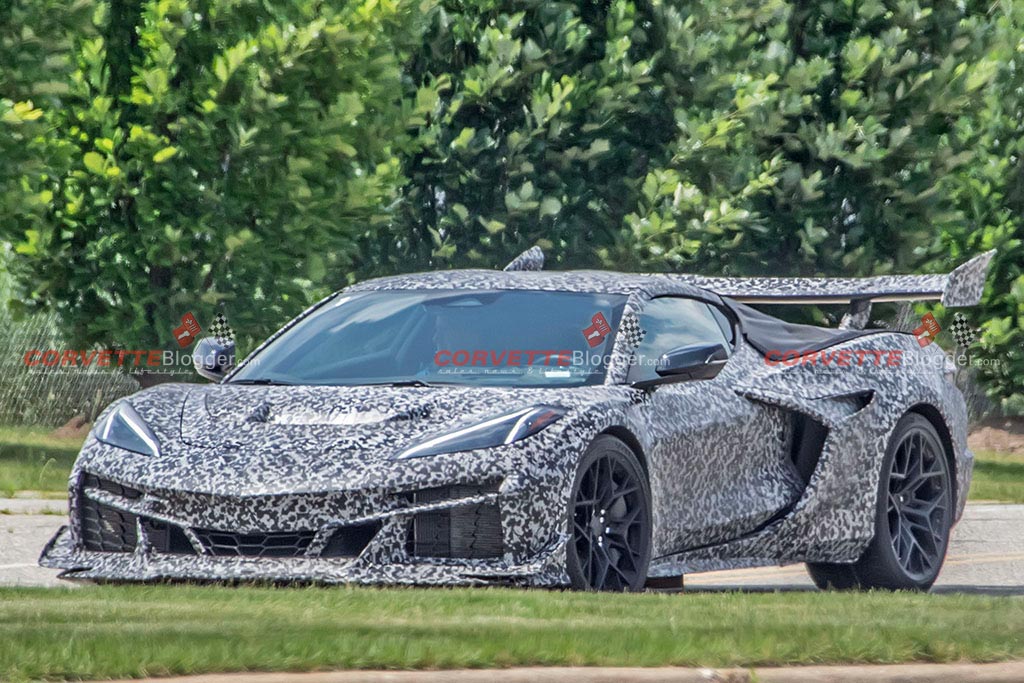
[95,401,161,457]
[395,405,565,459]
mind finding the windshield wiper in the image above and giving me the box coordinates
[230,378,296,386]
[373,379,438,388]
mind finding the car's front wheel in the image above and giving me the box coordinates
[566,435,652,591]
[807,413,953,591]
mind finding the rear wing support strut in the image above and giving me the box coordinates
[839,299,873,330]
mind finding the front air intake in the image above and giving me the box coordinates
[321,521,382,558]
[81,472,143,499]
[80,498,138,552]
[142,519,197,554]
[406,484,504,560]
[78,473,142,552]
[192,528,317,558]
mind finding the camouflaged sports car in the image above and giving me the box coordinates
[41,248,994,591]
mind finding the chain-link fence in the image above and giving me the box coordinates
[1,245,137,428]
[0,309,137,427]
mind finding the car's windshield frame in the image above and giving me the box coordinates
[228,288,628,388]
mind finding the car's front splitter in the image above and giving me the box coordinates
[39,524,569,587]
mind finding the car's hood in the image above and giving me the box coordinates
[100,382,613,495]
[178,383,550,454]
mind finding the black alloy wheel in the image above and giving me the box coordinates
[883,417,952,581]
[567,435,652,591]
[807,413,953,591]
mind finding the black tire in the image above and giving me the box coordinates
[807,413,953,591]
[806,562,858,590]
[566,435,652,591]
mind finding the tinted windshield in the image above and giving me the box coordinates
[230,289,627,387]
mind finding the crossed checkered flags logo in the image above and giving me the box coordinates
[209,312,236,347]
[618,312,646,350]
[949,313,977,348]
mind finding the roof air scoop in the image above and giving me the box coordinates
[503,246,545,272]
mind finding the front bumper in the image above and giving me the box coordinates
[39,469,570,587]
[39,525,566,586]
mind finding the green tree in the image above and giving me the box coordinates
[4,0,439,354]
[383,0,1022,409]
[3,0,1023,411]
[0,0,93,265]
[373,0,676,272]
[944,1,1024,414]
[383,0,1000,280]
[612,0,1000,277]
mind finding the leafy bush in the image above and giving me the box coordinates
[386,0,1024,409]
[387,0,1004,275]
[1,0,1023,411]
[942,2,1024,415]
[3,0,440,350]
[0,0,92,257]
[372,0,677,272]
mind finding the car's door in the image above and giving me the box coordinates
[627,297,803,556]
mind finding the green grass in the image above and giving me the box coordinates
[0,586,1022,681]
[970,450,1024,504]
[0,425,82,496]
[0,432,1020,680]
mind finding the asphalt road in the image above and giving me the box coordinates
[2,500,1022,592]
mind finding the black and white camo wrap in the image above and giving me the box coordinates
[502,246,545,272]
[40,265,977,586]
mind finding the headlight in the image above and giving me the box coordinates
[95,402,161,456]
[395,405,565,459]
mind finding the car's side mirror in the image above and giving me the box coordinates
[634,342,728,389]
[192,337,236,383]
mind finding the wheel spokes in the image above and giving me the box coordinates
[571,453,647,591]
[886,427,950,580]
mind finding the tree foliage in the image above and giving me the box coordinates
[385,0,1024,410]
[2,0,1024,410]
[0,0,93,260]
[943,1,1024,415]
[372,0,676,271]
[616,0,1001,276]
[3,0,438,349]
[386,0,1004,277]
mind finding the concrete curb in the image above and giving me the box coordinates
[95,662,1024,683]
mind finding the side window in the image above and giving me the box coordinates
[627,297,731,382]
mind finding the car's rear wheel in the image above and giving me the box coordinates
[807,413,953,591]
[566,435,652,591]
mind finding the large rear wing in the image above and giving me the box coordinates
[501,248,995,328]
[668,250,995,329]
[670,251,995,307]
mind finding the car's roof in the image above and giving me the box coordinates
[345,269,720,302]
[345,269,892,354]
